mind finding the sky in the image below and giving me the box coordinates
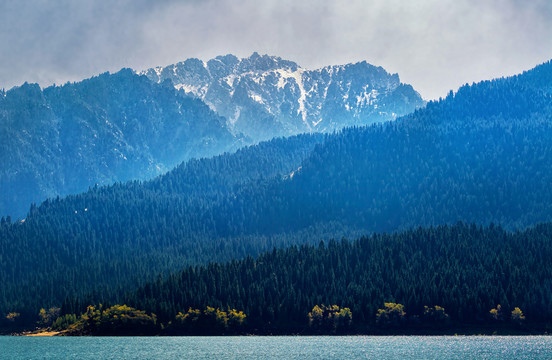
[0,0,551,100]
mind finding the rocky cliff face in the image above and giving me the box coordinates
[142,53,425,142]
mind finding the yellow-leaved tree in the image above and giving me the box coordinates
[308,304,352,333]
[489,304,504,321]
[511,307,526,323]
[376,302,406,327]
[5,312,20,322]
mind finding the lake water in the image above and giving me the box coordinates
[1,336,551,359]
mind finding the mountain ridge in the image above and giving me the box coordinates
[141,53,425,141]
[0,69,241,218]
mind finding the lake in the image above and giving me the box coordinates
[1,336,551,359]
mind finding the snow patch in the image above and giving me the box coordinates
[153,67,163,78]
[276,74,287,90]
[229,106,241,125]
[249,93,264,104]
[224,75,237,87]
[175,83,207,98]
[312,118,323,127]
[274,68,308,124]
[289,166,302,179]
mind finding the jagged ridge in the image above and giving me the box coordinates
[141,53,425,141]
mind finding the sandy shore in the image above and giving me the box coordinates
[24,330,63,336]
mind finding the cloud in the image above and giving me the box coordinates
[0,0,550,99]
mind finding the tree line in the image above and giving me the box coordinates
[17,222,548,335]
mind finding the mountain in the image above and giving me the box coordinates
[0,69,241,218]
[141,53,425,141]
[1,59,551,324]
[1,54,423,218]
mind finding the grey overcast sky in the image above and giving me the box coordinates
[0,0,550,100]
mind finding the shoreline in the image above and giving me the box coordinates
[6,323,550,337]
[8,330,550,337]
[19,330,65,337]
[7,333,552,337]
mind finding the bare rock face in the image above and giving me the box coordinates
[142,53,425,142]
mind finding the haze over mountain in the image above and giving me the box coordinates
[1,59,551,321]
[142,53,425,141]
[0,69,241,218]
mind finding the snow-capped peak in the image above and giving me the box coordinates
[139,53,425,142]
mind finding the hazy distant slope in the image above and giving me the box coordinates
[0,69,240,218]
[142,53,425,141]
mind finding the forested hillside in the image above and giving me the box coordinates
[205,59,552,235]
[1,60,552,330]
[119,222,551,334]
[0,69,240,218]
[0,133,328,322]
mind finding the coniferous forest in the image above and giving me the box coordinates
[1,60,552,334]
[35,223,552,335]
[123,222,552,335]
